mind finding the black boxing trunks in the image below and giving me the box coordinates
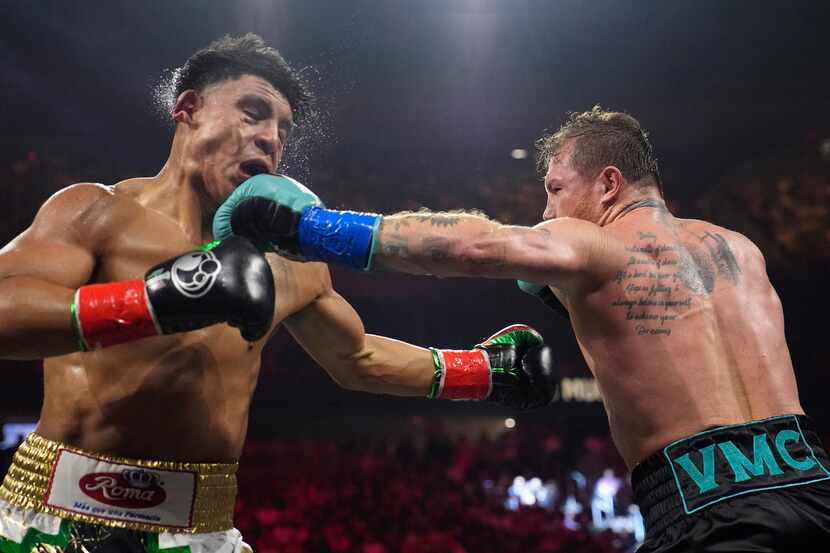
[632,414,830,552]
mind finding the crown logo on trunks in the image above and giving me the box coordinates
[121,469,161,489]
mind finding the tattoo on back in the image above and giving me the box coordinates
[609,230,742,337]
[702,231,742,284]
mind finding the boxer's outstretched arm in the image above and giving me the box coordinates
[283,272,433,396]
[0,184,106,359]
[211,174,602,285]
[373,211,599,283]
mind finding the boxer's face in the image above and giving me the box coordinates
[541,142,605,223]
[183,75,294,204]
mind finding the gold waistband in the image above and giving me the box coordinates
[0,433,238,534]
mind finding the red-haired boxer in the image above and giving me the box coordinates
[217,106,830,551]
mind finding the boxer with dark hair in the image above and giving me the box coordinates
[225,105,830,551]
[0,34,556,553]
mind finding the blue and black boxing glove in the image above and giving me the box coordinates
[213,174,382,270]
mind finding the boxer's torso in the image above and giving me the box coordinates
[559,204,803,468]
[36,179,326,462]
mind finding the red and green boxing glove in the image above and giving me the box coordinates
[429,324,558,409]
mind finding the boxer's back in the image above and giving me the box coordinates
[34,180,326,462]
[566,207,803,467]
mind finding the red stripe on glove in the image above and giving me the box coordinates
[437,349,491,400]
[76,280,159,349]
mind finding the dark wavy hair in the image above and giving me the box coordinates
[536,106,661,190]
[173,33,311,121]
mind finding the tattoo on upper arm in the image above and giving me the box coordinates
[608,229,742,338]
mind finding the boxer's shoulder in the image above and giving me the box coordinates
[38,182,114,216]
[27,183,115,241]
[676,217,765,269]
[31,182,164,257]
[536,216,625,256]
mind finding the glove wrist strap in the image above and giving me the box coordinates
[297,207,381,270]
[428,348,492,400]
[72,280,161,351]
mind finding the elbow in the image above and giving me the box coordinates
[461,234,584,281]
[327,351,379,393]
[454,238,505,277]
[327,363,364,392]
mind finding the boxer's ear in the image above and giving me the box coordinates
[599,166,623,205]
[172,90,201,125]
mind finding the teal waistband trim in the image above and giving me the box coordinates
[663,414,830,515]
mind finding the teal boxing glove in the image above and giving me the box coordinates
[212,174,382,270]
[213,174,323,258]
[517,280,570,320]
[517,280,546,295]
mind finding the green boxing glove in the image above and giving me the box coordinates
[429,324,558,410]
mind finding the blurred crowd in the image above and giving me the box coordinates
[234,423,634,553]
[0,422,637,552]
[700,150,830,265]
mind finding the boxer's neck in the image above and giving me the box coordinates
[597,195,667,227]
[141,138,213,245]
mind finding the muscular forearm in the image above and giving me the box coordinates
[0,276,80,359]
[215,177,568,281]
[373,212,510,277]
[286,284,557,407]
[336,334,435,396]
[348,327,558,410]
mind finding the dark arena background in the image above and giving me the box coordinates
[1,2,829,552]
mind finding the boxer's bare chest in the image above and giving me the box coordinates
[39,188,318,460]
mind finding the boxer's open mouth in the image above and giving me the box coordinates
[239,159,271,178]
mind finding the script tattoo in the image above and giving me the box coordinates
[610,230,742,337]
[610,231,692,337]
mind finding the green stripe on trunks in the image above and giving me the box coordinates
[0,519,73,553]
